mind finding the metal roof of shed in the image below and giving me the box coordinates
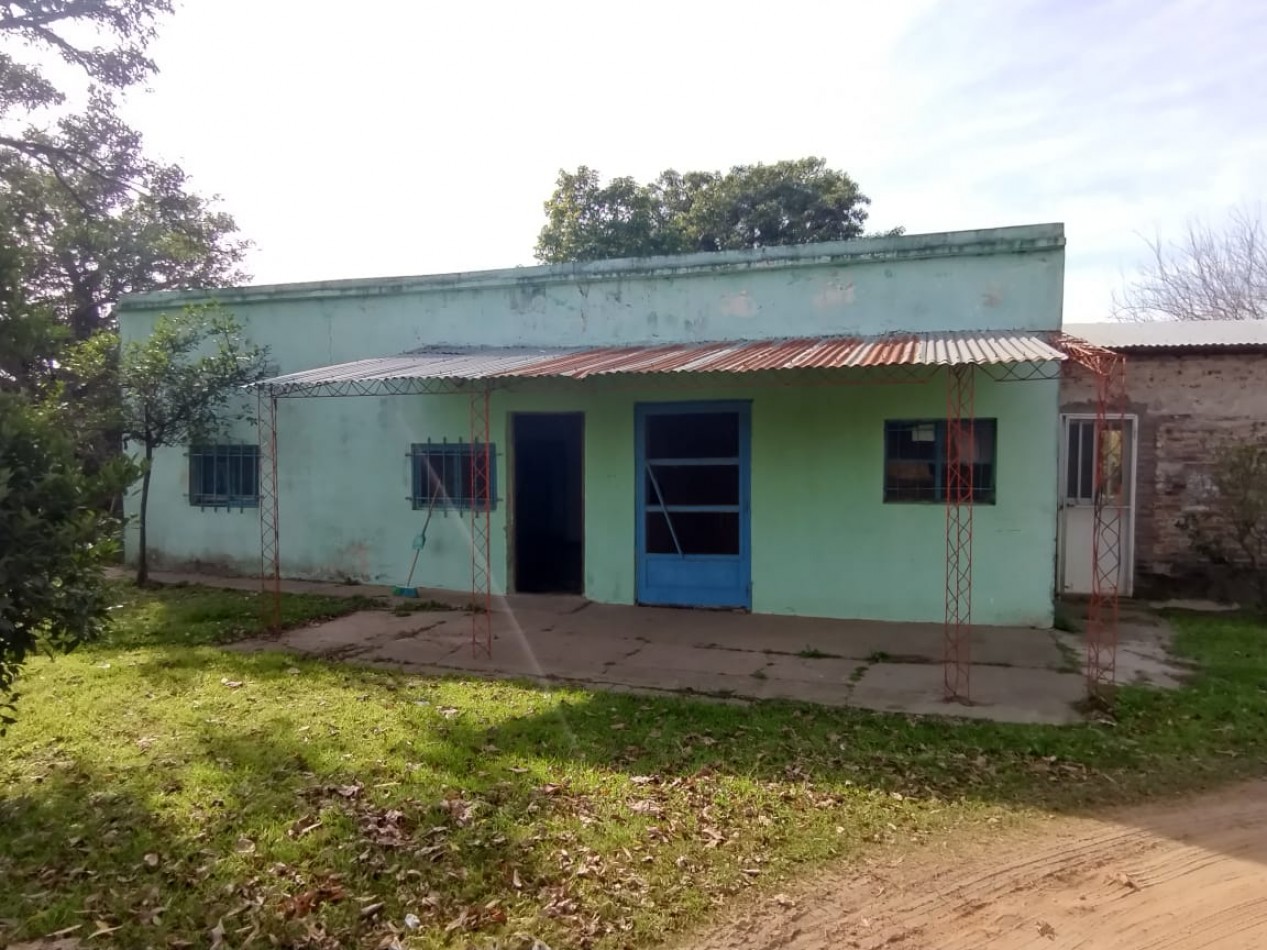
[1065,320,1267,351]
[254,330,1068,393]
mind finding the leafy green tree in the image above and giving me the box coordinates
[0,0,173,171]
[536,158,878,263]
[68,308,271,584]
[1,101,249,348]
[1,100,249,480]
[0,392,134,725]
[0,235,65,392]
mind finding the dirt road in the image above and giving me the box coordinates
[683,781,1267,950]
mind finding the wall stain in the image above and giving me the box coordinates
[812,281,856,309]
[718,291,757,318]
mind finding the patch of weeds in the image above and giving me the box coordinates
[865,651,932,665]
[848,665,868,684]
[1071,690,1118,719]
[1053,603,1083,633]
[101,582,371,648]
[389,599,452,616]
[797,647,842,659]
[751,668,768,680]
[1052,633,1082,674]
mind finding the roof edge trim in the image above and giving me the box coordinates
[119,223,1065,312]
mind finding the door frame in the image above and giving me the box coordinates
[507,411,586,595]
[1056,412,1138,598]
[634,400,752,608]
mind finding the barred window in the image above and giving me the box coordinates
[883,420,997,504]
[409,442,495,511]
[189,445,259,508]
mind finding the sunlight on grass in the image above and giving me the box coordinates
[0,585,1265,948]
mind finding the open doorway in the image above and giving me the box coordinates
[511,413,584,594]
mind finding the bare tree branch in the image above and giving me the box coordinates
[1114,205,1267,322]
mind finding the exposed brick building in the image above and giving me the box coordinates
[1062,321,1267,597]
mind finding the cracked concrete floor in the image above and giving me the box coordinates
[222,585,1189,724]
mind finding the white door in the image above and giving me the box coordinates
[1059,415,1136,596]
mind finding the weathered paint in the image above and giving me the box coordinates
[119,225,1064,627]
[129,371,1058,627]
[122,225,1065,357]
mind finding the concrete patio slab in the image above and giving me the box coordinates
[849,662,1086,724]
[431,632,636,680]
[1054,618,1192,690]
[161,571,1190,725]
[364,634,467,667]
[586,663,756,697]
[620,642,768,677]
[281,610,461,655]
[757,654,866,685]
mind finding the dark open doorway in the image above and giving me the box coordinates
[511,413,584,594]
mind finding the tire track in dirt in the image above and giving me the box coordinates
[680,781,1267,950]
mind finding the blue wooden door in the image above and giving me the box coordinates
[635,402,751,609]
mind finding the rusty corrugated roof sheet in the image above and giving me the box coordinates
[253,331,1067,392]
[504,331,1065,378]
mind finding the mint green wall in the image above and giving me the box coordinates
[129,371,1057,627]
[120,225,1065,367]
[118,224,1064,627]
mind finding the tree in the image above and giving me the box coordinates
[1178,436,1267,608]
[0,392,133,726]
[1,100,250,480]
[0,0,173,173]
[536,158,875,263]
[69,308,271,584]
[1113,206,1267,322]
[0,233,66,392]
[1,100,250,349]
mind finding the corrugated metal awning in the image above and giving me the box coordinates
[1064,320,1267,351]
[254,348,569,391]
[254,330,1067,394]
[505,331,1065,379]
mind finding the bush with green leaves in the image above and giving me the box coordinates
[1178,437,1267,608]
[0,394,134,725]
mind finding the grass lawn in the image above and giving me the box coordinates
[2,585,1266,949]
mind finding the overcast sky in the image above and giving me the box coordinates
[116,0,1267,320]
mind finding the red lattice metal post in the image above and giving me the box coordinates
[257,391,282,632]
[469,386,493,657]
[1087,352,1128,705]
[944,364,976,702]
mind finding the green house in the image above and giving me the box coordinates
[118,224,1071,627]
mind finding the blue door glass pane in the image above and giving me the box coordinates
[647,413,739,459]
[645,464,740,506]
[647,510,739,555]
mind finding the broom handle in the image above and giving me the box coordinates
[404,546,422,588]
[405,470,443,588]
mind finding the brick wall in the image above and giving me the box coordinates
[1060,351,1267,591]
